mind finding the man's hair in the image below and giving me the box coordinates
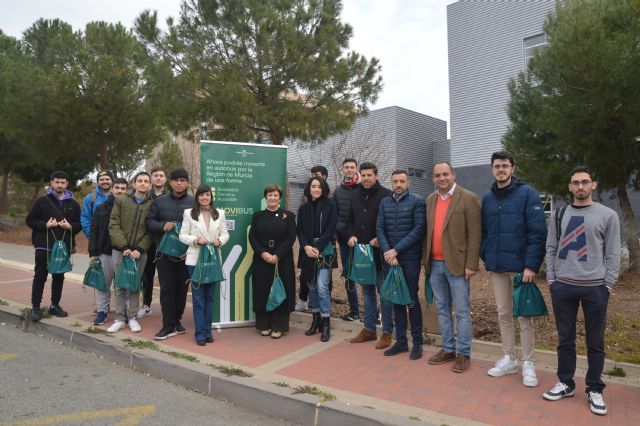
[433,161,454,173]
[359,162,378,175]
[303,176,331,199]
[113,177,128,186]
[310,165,328,178]
[490,150,515,166]
[170,168,189,181]
[391,169,408,177]
[133,171,150,182]
[342,158,358,166]
[570,165,596,181]
[50,170,69,181]
[150,166,165,175]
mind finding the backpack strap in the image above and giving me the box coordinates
[555,205,567,243]
[89,192,98,214]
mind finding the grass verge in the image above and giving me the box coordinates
[292,385,336,402]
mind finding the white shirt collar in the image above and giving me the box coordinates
[437,183,456,201]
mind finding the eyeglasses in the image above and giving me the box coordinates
[491,164,512,170]
[570,180,592,187]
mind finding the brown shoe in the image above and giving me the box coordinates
[350,329,377,343]
[428,349,456,365]
[375,333,392,349]
[452,355,470,373]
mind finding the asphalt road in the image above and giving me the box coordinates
[0,323,298,426]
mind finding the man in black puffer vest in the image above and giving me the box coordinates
[147,169,195,340]
[26,171,81,322]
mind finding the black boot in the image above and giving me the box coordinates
[320,317,330,342]
[305,312,321,336]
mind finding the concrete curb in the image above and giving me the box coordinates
[0,305,432,426]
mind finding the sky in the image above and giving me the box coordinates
[0,0,454,136]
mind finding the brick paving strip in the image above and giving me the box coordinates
[1,255,639,426]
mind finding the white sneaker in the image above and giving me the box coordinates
[522,360,539,387]
[295,299,308,311]
[543,382,575,401]
[128,318,142,333]
[588,391,607,415]
[107,320,126,333]
[137,305,152,318]
[487,355,519,377]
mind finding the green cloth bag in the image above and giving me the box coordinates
[348,244,378,285]
[313,237,335,257]
[114,256,140,291]
[191,244,224,286]
[266,263,287,312]
[83,258,108,292]
[47,231,72,274]
[381,265,414,305]
[156,222,188,258]
[513,273,548,317]
[426,274,434,305]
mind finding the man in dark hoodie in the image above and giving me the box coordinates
[26,170,81,322]
[481,150,547,387]
[88,178,128,326]
[346,162,394,349]
[147,169,195,340]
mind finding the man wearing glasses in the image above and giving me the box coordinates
[480,150,547,387]
[543,166,619,416]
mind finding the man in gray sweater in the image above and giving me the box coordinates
[543,166,620,417]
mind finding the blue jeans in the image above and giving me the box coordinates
[429,260,472,356]
[550,282,609,393]
[362,270,393,334]
[339,239,359,314]
[393,259,423,346]
[187,266,216,343]
[308,268,331,317]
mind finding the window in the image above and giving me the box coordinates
[523,33,547,68]
[407,168,426,179]
[290,181,306,190]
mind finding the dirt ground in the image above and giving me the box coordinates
[2,224,638,362]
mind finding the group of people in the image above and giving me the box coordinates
[26,149,620,417]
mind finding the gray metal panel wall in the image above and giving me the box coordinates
[395,107,447,198]
[447,0,556,168]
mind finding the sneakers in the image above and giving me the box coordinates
[271,331,283,339]
[349,329,377,343]
[543,382,575,401]
[48,305,68,317]
[453,355,470,373]
[487,355,518,377]
[294,299,308,311]
[428,349,456,365]
[340,311,359,321]
[260,329,272,336]
[107,320,126,333]
[93,311,108,326]
[154,326,178,340]
[383,342,409,356]
[137,305,152,318]
[30,307,42,322]
[588,391,607,415]
[128,318,142,333]
[522,360,539,387]
[175,321,186,335]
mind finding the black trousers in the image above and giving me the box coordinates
[31,250,64,308]
[255,311,290,333]
[142,242,157,307]
[156,256,189,328]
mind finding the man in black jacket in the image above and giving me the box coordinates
[26,171,81,322]
[88,178,128,326]
[333,158,361,321]
[147,169,195,340]
[346,162,394,349]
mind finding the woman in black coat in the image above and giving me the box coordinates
[249,184,297,339]
[297,177,337,342]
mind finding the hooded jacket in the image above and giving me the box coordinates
[108,192,153,253]
[80,187,110,238]
[26,189,81,251]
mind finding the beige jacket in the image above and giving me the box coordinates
[179,208,230,266]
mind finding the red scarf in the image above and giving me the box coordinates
[342,173,361,187]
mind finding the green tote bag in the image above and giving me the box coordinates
[83,258,108,292]
[114,255,140,292]
[348,244,378,285]
[266,263,287,312]
[513,273,548,317]
[381,265,414,306]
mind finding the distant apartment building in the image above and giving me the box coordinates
[285,106,449,211]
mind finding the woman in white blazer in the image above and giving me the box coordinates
[179,184,229,346]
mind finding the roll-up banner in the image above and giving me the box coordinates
[200,140,288,327]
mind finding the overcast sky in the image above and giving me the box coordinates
[0,0,454,136]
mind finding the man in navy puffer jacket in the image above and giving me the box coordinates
[376,170,426,360]
[481,150,547,388]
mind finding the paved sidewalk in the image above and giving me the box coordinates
[1,243,638,425]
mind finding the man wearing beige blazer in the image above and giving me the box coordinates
[423,162,481,373]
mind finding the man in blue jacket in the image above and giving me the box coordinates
[80,170,114,240]
[481,150,547,387]
[376,170,426,360]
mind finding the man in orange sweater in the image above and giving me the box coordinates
[423,162,481,373]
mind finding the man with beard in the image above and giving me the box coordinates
[80,170,114,240]
[26,171,81,322]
